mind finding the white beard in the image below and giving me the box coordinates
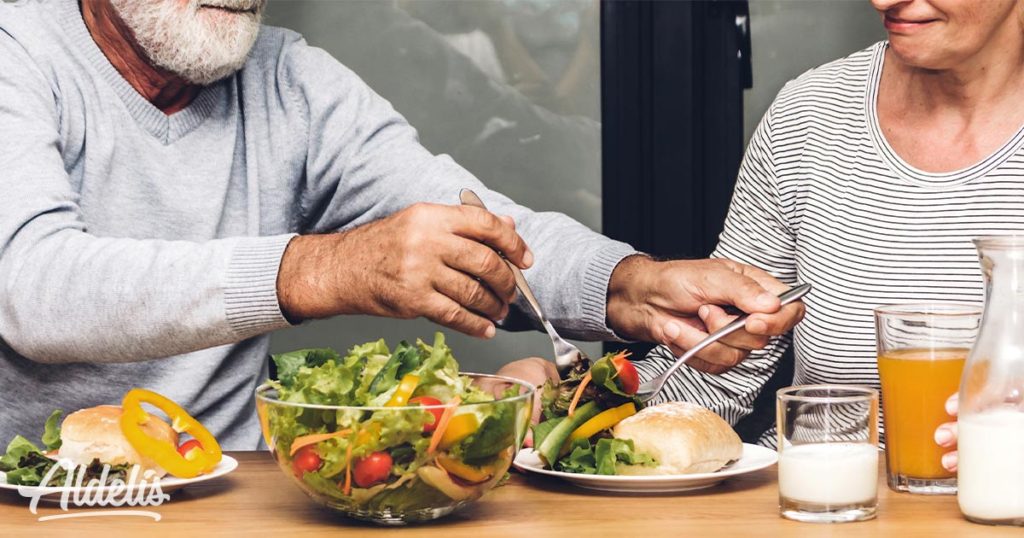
[109,0,266,85]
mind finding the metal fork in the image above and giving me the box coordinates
[459,189,587,374]
[635,283,811,402]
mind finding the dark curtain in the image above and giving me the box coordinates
[600,0,792,442]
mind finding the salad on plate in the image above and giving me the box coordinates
[532,351,656,475]
[0,389,224,487]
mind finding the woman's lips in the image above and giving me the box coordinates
[884,15,938,34]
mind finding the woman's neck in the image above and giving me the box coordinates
[81,0,200,115]
[887,29,1024,118]
[876,16,1024,173]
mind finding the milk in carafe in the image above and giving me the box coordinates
[957,237,1024,526]
[957,409,1024,522]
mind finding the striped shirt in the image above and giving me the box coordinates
[634,41,1024,446]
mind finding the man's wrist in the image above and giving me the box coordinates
[276,233,349,322]
[605,253,658,340]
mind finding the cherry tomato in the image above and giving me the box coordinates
[612,355,640,395]
[352,452,393,488]
[177,439,202,458]
[291,445,322,476]
[410,396,444,433]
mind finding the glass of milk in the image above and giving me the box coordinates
[777,385,880,523]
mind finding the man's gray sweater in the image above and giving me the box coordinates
[0,0,633,448]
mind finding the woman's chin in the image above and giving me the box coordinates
[887,39,961,71]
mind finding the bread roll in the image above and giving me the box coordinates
[612,401,742,475]
[58,405,178,477]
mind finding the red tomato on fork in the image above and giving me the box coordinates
[410,396,444,433]
[612,355,640,395]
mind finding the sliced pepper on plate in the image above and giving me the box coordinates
[120,388,222,478]
[568,402,637,443]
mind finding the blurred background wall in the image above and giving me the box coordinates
[744,1,885,142]
[263,0,885,373]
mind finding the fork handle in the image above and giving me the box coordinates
[459,189,549,325]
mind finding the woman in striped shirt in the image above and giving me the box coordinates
[635,0,1024,464]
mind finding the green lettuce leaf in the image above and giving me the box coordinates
[556,438,598,474]
[350,340,396,405]
[405,333,475,402]
[365,477,451,512]
[531,416,564,450]
[367,341,421,396]
[5,466,47,486]
[301,471,357,504]
[555,438,654,475]
[272,348,341,386]
[282,360,358,405]
[459,402,516,465]
[0,435,43,471]
[589,355,631,398]
[4,450,63,486]
[42,410,62,451]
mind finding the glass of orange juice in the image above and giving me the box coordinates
[874,304,981,495]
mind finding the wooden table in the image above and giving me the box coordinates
[0,451,1018,537]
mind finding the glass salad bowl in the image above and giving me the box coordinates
[256,374,533,525]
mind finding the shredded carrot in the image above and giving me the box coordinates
[567,372,591,417]
[289,429,352,456]
[427,396,462,454]
[343,440,354,496]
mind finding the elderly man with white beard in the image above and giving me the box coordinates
[0,0,804,448]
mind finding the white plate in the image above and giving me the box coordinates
[513,444,777,493]
[0,454,238,501]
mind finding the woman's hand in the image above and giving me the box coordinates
[934,393,959,472]
[496,357,559,392]
[605,256,806,374]
[489,357,559,449]
[495,357,559,426]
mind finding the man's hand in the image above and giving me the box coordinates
[276,203,533,338]
[606,256,805,374]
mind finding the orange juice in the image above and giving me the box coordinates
[877,348,966,479]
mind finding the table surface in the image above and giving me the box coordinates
[0,451,1019,537]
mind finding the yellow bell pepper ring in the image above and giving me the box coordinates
[385,374,420,407]
[568,402,637,443]
[120,388,223,478]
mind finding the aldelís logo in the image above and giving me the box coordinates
[17,459,170,521]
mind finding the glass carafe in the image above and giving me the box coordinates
[957,237,1024,525]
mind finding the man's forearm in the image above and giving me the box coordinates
[1,231,294,364]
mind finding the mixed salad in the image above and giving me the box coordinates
[533,351,656,475]
[0,411,96,486]
[0,387,222,486]
[260,332,528,514]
